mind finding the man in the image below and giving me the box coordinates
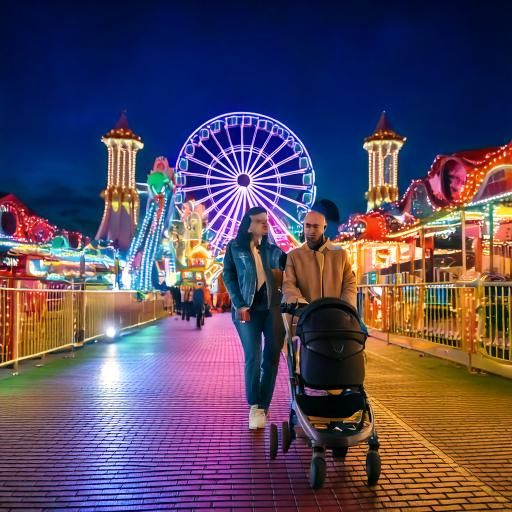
[192,282,205,329]
[283,210,360,401]
[282,210,356,308]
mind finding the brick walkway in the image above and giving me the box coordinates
[0,313,511,511]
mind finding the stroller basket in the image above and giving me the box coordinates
[295,298,367,389]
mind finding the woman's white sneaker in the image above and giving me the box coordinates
[249,405,266,429]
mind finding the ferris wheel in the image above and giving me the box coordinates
[175,112,316,253]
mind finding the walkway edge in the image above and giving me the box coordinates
[370,395,511,505]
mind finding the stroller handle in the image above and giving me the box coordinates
[280,301,308,316]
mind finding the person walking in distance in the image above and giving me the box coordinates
[192,282,205,329]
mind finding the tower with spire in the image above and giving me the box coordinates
[95,112,144,252]
[364,111,406,211]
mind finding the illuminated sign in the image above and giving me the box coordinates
[189,257,205,268]
[2,257,19,267]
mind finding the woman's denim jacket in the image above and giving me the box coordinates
[223,239,286,310]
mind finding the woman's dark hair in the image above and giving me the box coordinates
[235,206,268,249]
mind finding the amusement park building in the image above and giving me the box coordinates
[337,114,512,284]
[0,193,114,286]
[95,112,144,252]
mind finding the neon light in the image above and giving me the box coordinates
[207,132,240,177]
[224,123,242,175]
[249,138,289,177]
[251,153,304,181]
[181,171,234,182]
[188,153,237,179]
[247,130,273,175]
[174,112,316,255]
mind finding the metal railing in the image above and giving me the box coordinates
[478,283,512,362]
[358,282,512,368]
[0,284,168,370]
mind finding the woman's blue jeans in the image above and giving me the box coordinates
[232,307,285,411]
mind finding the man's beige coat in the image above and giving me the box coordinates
[282,240,357,309]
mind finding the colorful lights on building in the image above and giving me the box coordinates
[364,111,406,211]
[95,111,144,252]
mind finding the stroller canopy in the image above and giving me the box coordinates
[295,298,367,389]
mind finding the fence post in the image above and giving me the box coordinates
[382,285,395,345]
[12,281,21,375]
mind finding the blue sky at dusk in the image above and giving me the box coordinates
[1,0,512,236]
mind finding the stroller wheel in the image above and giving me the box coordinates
[309,455,326,489]
[366,450,381,486]
[332,447,348,459]
[269,423,278,460]
[282,421,291,453]
[289,410,297,440]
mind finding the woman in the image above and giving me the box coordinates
[223,207,286,430]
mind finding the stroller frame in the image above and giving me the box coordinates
[269,298,381,489]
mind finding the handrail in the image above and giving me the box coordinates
[0,285,168,371]
[357,282,512,375]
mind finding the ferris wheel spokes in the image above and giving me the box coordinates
[191,185,238,217]
[214,187,245,247]
[201,184,239,214]
[224,125,242,175]
[188,155,236,180]
[209,131,241,176]
[251,152,302,180]
[180,181,237,193]
[228,189,247,239]
[205,187,243,235]
[246,130,273,175]
[250,185,301,227]
[248,138,290,177]
[245,121,260,172]
[256,183,309,191]
[253,184,307,209]
[180,171,234,182]
[196,143,238,177]
[248,187,297,244]
[252,169,306,182]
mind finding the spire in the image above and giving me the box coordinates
[375,111,392,132]
[114,110,130,130]
[102,110,143,142]
[365,111,405,143]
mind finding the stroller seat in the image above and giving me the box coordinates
[296,391,365,419]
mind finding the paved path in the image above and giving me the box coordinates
[0,313,511,511]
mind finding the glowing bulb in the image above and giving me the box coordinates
[106,326,117,338]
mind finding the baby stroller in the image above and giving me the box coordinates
[270,298,381,489]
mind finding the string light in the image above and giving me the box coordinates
[96,114,144,252]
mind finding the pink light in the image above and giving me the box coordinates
[246,130,273,175]
[251,152,301,180]
[195,143,236,176]
[209,131,240,177]
[223,126,243,175]
[249,138,289,177]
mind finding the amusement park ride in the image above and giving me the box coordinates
[3,109,512,290]
[118,112,317,291]
[0,111,317,290]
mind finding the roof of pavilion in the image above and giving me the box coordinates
[336,141,512,243]
[102,111,143,142]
